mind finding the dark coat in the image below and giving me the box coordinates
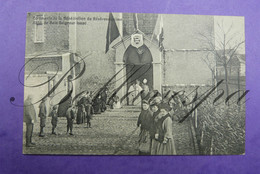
[100,91,107,112]
[23,100,36,123]
[155,114,171,143]
[76,97,86,124]
[93,96,102,114]
[150,110,160,139]
[137,109,153,131]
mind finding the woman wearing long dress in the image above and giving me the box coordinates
[76,95,86,124]
[154,104,176,155]
[93,94,102,114]
[150,101,161,155]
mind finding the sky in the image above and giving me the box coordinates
[214,16,245,54]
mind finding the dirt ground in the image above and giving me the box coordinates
[23,106,196,155]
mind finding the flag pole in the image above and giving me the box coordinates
[106,13,126,53]
[135,13,139,31]
[149,14,160,48]
[118,13,126,50]
[120,35,126,50]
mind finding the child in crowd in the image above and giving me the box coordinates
[66,104,75,135]
[50,105,58,135]
[85,103,94,128]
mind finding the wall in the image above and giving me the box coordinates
[26,12,70,56]
[164,51,213,85]
[163,14,214,49]
[25,12,216,101]
[74,12,118,93]
[24,74,67,115]
[162,14,215,85]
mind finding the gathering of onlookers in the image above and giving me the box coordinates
[24,78,185,156]
[23,87,110,147]
[23,95,36,147]
[135,79,189,155]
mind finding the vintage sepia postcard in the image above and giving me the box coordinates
[23,12,246,155]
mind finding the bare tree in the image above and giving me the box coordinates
[201,52,216,86]
[197,20,245,99]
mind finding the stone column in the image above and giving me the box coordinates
[152,62,162,92]
[114,61,126,105]
[152,49,163,92]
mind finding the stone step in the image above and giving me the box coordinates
[122,105,142,109]
[106,106,141,113]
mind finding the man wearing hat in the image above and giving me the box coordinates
[38,97,47,137]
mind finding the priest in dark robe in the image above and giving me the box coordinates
[100,88,108,112]
[93,94,102,114]
[76,93,87,124]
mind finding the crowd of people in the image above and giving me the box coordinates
[23,88,109,147]
[23,78,187,156]
[134,79,189,155]
[137,98,181,155]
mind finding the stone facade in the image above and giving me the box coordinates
[25,12,215,106]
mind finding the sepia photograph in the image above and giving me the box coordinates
[23,12,246,155]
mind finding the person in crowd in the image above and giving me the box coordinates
[66,103,75,135]
[149,100,161,155]
[93,94,102,114]
[100,88,108,112]
[39,98,47,137]
[140,79,150,107]
[154,104,176,155]
[133,79,143,106]
[50,105,58,135]
[109,94,121,109]
[128,83,136,105]
[23,95,36,147]
[85,102,94,128]
[137,100,153,155]
[83,91,93,127]
[142,79,150,93]
[162,90,174,105]
[76,92,88,124]
[168,96,183,121]
[148,90,162,104]
[113,95,122,109]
